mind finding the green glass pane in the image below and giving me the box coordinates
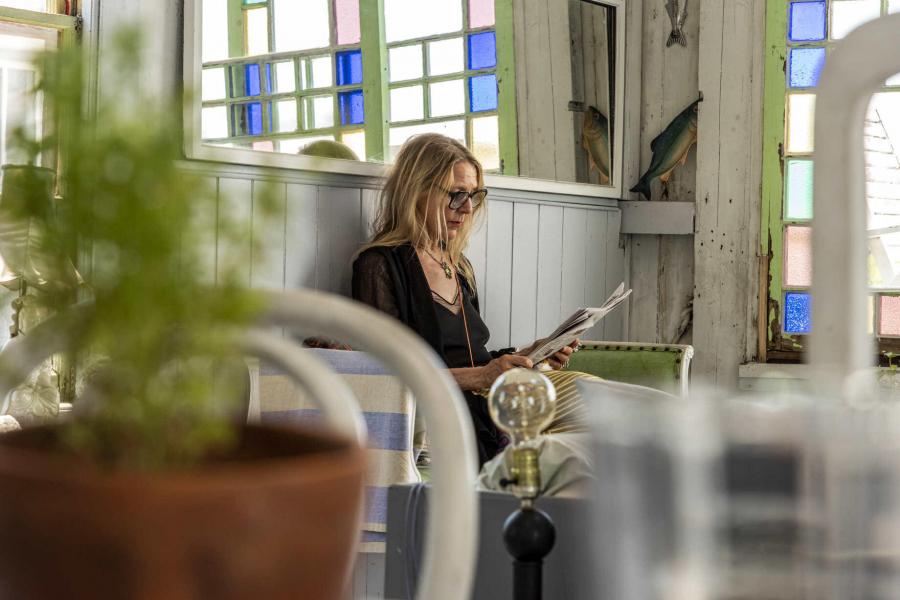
[785,159,813,220]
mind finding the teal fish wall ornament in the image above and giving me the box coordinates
[581,106,610,185]
[630,99,699,200]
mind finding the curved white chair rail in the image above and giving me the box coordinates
[258,288,478,600]
[811,13,900,390]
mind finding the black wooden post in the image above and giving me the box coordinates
[502,503,556,600]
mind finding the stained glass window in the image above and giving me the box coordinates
[789,1,826,41]
[784,292,811,334]
[200,0,511,167]
[788,47,825,88]
[785,159,813,220]
[879,296,900,337]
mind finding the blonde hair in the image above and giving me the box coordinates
[361,133,486,285]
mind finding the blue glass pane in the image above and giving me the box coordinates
[339,90,365,125]
[336,50,363,86]
[243,0,266,4]
[469,74,497,112]
[789,1,826,42]
[789,47,825,88]
[467,31,496,70]
[784,291,811,334]
[248,102,263,135]
[245,63,261,96]
[265,62,272,93]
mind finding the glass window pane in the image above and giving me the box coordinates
[469,0,495,28]
[389,120,466,159]
[472,115,500,170]
[244,63,261,96]
[233,102,265,136]
[338,89,365,125]
[252,140,274,152]
[272,61,295,93]
[428,37,464,76]
[0,1,50,9]
[243,0,266,4]
[201,67,226,101]
[789,1,826,42]
[306,95,334,129]
[274,99,298,133]
[786,93,816,154]
[389,44,423,83]
[390,85,424,122]
[891,0,900,13]
[201,106,229,139]
[280,135,335,154]
[202,0,229,62]
[245,7,269,56]
[341,130,366,160]
[336,49,363,86]
[880,296,900,336]
[384,0,463,43]
[469,74,498,112]
[335,0,361,45]
[467,31,496,70]
[429,79,465,118]
[788,47,825,88]
[831,0,881,40]
[274,0,330,52]
[310,55,333,88]
[784,225,812,287]
[888,72,900,87]
[785,159,814,220]
[784,291,811,334]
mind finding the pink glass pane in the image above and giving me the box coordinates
[469,0,495,28]
[784,225,812,287]
[252,141,275,152]
[880,296,900,336]
[335,0,361,45]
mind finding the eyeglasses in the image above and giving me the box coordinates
[441,187,488,210]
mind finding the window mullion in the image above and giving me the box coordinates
[360,0,389,162]
[495,0,518,175]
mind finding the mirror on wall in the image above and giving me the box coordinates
[186,0,625,192]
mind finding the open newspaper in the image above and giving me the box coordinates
[526,283,632,364]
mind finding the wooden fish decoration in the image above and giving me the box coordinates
[581,106,610,185]
[665,0,688,47]
[630,99,699,200]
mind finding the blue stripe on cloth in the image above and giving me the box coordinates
[261,410,411,451]
[260,348,395,376]
[365,486,388,528]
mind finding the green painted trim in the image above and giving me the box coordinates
[360,0,389,162]
[761,0,789,346]
[0,6,75,29]
[227,0,244,58]
[495,0,518,175]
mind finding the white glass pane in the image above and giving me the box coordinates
[280,135,334,154]
[786,94,816,154]
[310,56,333,88]
[0,1,47,9]
[245,7,269,56]
[390,85,425,122]
[384,0,462,43]
[201,67,226,101]
[252,140,274,152]
[0,32,46,54]
[307,95,334,129]
[472,115,500,170]
[5,69,37,164]
[429,79,465,118]
[273,61,295,93]
[201,106,228,139]
[891,0,900,14]
[428,38,464,76]
[389,44,424,83]
[831,0,881,40]
[275,100,298,133]
[202,0,228,62]
[274,0,330,52]
[389,120,466,159]
[888,72,900,87]
[341,130,366,160]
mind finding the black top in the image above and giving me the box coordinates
[351,243,508,465]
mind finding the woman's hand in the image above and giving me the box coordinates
[546,339,579,370]
[480,354,533,388]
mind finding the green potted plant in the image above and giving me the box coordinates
[0,30,366,599]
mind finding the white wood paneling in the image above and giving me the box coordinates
[250,180,286,290]
[484,201,515,347]
[194,176,218,285]
[603,210,625,340]
[560,207,588,318]
[216,178,253,286]
[535,205,565,339]
[584,210,609,340]
[284,183,318,290]
[316,187,362,295]
[466,214,489,303]
[509,203,540,348]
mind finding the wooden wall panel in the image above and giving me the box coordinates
[467,214,489,302]
[316,186,362,295]
[250,180,286,290]
[284,183,318,290]
[560,207,588,318]
[583,210,609,340]
[484,201,515,347]
[216,177,253,286]
[194,176,218,285]
[604,210,625,340]
[535,204,565,339]
[509,203,540,349]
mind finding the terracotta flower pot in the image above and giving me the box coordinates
[0,424,366,600]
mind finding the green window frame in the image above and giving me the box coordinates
[762,0,900,361]
[199,0,517,174]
